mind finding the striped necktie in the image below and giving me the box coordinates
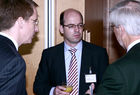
[68,48,78,95]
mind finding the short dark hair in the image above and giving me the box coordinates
[0,0,38,32]
[60,9,83,26]
[60,11,65,25]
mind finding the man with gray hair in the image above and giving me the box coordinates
[96,0,140,95]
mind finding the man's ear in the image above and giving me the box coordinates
[59,25,64,34]
[16,17,25,28]
[119,25,128,41]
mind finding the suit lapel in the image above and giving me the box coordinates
[56,42,67,83]
[79,41,92,94]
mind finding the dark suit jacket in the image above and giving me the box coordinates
[0,35,27,95]
[33,40,108,95]
[96,43,140,95]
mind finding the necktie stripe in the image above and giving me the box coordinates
[68,71,78,82]
[70,59,77,65]
[69,65,77,72]
[68,48,78,95]
[69,75,78,82]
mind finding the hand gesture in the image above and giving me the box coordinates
[53,85,70,95]
[85,83,95,95]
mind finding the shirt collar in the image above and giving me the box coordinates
[0,32,18,51]
[127,39,140,52]
[64,41,83,52]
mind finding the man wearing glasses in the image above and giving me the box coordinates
[0,0,38,95]
[34,8,108,95]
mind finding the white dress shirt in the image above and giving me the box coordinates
[50,41,83,95]
[127,39,140,52]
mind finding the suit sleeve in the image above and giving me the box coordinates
[33,50,52,95]
[96,64,125,95]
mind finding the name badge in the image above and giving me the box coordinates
[85,74,96,83]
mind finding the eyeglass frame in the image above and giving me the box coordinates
[31,19,39,25]
[63,23,84,29]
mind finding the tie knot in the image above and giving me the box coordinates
[69,48,77,55]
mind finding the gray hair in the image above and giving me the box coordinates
[110,0,140,35]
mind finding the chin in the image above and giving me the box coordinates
[119,42,125,49]
[24,40,32,44]
[27,41,32,44]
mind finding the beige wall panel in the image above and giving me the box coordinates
[19,0,45,95]
[55,0,85,44]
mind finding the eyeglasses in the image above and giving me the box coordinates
[110,24,120,31]
[31,19,39,25]
[63,24,84,29]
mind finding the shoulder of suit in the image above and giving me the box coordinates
[83,40,106,51]
[42,42,64,53]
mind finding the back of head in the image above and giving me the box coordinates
[110,0,140,36]
[0,0,38,32]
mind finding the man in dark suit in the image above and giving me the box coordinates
[0,0,38,95]
[33,8,108,95]
[96,0,140,95]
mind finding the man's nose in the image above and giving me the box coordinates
[35,26,39,32]
[74,25,80,31]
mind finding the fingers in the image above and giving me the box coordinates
[85,83,95,95]
[85,89,90,95]
[54,86,70,95]
[91,83,95,90]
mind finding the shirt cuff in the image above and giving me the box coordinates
[49,87,55,95]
